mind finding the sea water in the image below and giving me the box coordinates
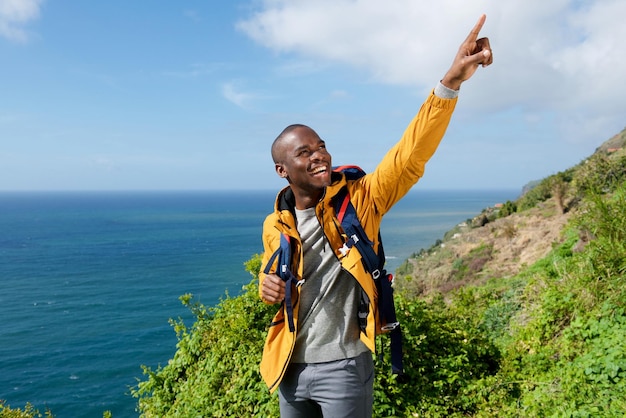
[0,189,516,416]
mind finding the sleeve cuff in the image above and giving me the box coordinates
[434,82,459,99]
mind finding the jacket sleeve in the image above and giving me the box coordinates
[365,90,457,213]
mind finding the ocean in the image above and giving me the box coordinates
[0,189,517,417]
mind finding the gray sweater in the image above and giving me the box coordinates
[291,207,369,363]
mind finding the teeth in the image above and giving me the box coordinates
[312,167,326,174]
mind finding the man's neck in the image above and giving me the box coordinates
[293,188,324,210]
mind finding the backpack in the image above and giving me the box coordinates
[332,165,404,376]
[263,165,404,377]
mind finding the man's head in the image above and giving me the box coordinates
[272,124,332,208]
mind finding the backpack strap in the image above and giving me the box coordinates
[335,187,381,277]
[333,184,404,376]
[263,233,301,333]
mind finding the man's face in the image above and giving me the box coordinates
[275,126,332,199]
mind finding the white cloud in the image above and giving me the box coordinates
[0,0,43,42]
[221,81,255,108]
[161,63,223,79]
[330,89,349,99]
[183,9,201,23]
[237,0,626,144]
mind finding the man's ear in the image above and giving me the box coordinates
[275,163,287,179]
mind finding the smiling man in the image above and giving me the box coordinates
[259,15,493,418]
[271,125,333,208]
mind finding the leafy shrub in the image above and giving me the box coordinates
[134,256,503,417]
[498,200,517,218]
[0,402,53,418]
[472,182,626,416]
[133,254,280,417]
[574,183,626,285]
[374,295,501,417]
[573,154,626,195]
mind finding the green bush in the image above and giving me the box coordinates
[574,184,626,286]
[379,295,501,417]
[472,182,626,416]
[0,402,53,418]
[134,257,503,417]
[498,200,517,217]
[133,173,626,417]
[573,154,626,195]
[133,254,280,417]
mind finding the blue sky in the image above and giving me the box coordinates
[1,0,624,192]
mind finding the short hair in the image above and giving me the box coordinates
[271,124,311,163]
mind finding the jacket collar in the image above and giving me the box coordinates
[274,170,347,214]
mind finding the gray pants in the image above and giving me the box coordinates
[278,351,374,418]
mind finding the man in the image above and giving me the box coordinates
[259,14,493,418]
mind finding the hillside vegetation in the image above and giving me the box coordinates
[3,127,624,417]
[128,127,625,417]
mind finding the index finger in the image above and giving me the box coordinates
[464,14,486,43]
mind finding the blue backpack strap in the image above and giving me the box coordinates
[335,188,380,276]
[333,166,404,376]
[263,233,299,333]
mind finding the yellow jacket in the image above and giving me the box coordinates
[259,91,457,393]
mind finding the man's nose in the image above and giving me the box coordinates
[310,148,327,161]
